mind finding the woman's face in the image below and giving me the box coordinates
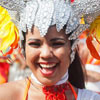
[25,26,71,85]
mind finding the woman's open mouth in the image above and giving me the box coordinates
[38,63,58,77]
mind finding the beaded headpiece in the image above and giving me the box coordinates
[0,0,100,61]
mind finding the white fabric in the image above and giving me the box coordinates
[85,82,100,92]
[77,89,100,100]
[85,64,100,73]
[31,71,69,85]
[85,64,100,92]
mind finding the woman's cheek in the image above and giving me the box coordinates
[54,47,69,58]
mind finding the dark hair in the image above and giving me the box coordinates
[22,31,85,89]
[68,50,85,89]
[68,30,85,89]
[21,31,26,56]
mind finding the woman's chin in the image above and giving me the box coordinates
[38,79,57,86]
[36,74,60,86]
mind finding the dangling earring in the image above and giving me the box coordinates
[70,50,76,63]
[70,39,79,63]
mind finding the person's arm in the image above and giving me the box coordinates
[0,83,13,100]
[86,70,100,82]
[0,81,24,100]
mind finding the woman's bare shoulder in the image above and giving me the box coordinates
[0,79,27,100]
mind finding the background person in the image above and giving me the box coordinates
[78,16,100,93]
[78,35,100,93]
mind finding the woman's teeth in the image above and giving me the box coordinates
[39,63,56,68]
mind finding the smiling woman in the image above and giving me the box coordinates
[0,0,100,100]
[25,26,71,86]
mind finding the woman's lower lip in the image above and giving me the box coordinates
[39,67,57,77]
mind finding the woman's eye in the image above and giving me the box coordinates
[52,42,65,47]
[28,42,40,47]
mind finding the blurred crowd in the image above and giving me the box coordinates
[78,31,100,93]
[0,47,32,83]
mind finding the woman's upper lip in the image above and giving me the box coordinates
[39,62,57,64]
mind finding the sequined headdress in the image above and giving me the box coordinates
[0,0,100,62]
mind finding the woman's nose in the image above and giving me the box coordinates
[40,45,53,59]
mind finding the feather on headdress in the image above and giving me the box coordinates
[0,6,19,56]
[86,15,100,60]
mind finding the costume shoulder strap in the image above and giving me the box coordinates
[68,82,77,100]
[22,77,31,100]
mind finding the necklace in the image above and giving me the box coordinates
[42,82,77,100]
[27,77,77,100]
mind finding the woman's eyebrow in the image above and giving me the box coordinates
[50,38,66,42]
[27,38,41,42]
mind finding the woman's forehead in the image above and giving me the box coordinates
[27,26,68,39]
